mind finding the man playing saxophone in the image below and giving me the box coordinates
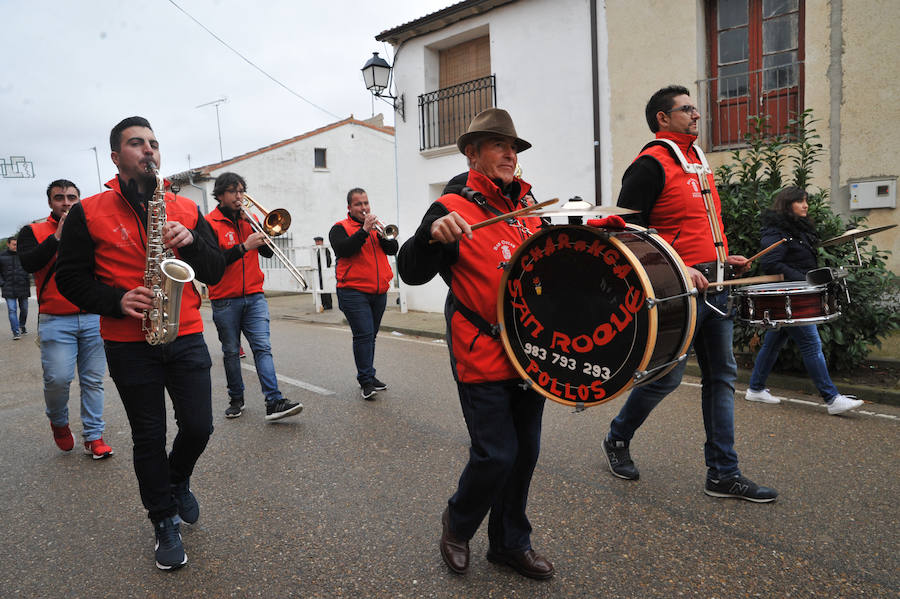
[56,116,225,571]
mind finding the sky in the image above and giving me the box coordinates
[0,0,453,237]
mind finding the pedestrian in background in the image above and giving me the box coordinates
[313,236,333,310]
[0,236,31,340]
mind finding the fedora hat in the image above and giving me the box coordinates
[456,108,531,154]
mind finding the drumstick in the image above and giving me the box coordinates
[428,198,559,244]
[716,274,785,287]
[745,238,786,265]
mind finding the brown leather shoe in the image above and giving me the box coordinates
[440,507,469,574]
[486,548,555,579]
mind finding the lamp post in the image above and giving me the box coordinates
[361,52,404,122]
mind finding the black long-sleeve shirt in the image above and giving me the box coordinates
[56,189,225,319]
[17,223,58,274]
[616,155,666,227]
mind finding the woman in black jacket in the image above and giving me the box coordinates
[744,187,862,415]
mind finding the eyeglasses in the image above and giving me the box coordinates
[666,105,699,115]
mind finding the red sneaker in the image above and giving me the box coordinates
[51,423,75,452]
[84,438,114,460]
[239,346,247,358]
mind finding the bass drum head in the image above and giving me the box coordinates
[498,225,656,408]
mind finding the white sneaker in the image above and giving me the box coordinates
[827,394,863,415]
[745,388,781,404]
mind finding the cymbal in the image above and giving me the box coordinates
[820,224,897,247]
[533,200,637,218]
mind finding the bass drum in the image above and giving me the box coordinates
[498,224,696,408]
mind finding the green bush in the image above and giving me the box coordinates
[717,110,899,373]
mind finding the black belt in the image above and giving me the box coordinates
[692,261,736,281]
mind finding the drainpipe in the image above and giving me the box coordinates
[590,0,602,205]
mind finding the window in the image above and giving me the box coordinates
[703,0,804,148]
[314,147,327,169]
[419,35,495,151]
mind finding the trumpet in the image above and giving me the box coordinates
[374,220,399,241]
[241,193,308,290]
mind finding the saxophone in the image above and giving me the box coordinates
[142,162,196,345]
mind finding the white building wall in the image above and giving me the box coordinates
[392,0,598,312]
[178,121,397,292]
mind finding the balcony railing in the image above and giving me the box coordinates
[696,61,803,150]
[418,75,496,151]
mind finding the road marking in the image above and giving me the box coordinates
[240,363,335,396]
[323,324,446,346]
[682,381,899,421]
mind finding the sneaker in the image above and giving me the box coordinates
[239,346,246,358]
[361,383,378,401]
[50,423,75,452]
[20,326,26,335]
[602,438,639,480]
[827,393,863,415]
[704,475,778,503]
[372,378,388,391]
[745,388,781,404]
[224,397,244,419]
[13,331,21,340]
[171,479,199,524]
[265,398,303,421]
[153,516,187,570]
[83,437,113,460]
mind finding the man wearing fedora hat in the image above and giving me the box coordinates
[398,108,554,579]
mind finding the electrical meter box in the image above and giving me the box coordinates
[849,178,896,210]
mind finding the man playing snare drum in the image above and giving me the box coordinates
[601,85,778,503]
[398,108,554,578]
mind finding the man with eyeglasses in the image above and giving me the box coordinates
[600,85,778,503]
[205,171,303,421]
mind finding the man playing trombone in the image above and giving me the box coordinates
[205,172,303,421]
[328,187,398,400]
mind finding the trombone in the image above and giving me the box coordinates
[240,193,308,290]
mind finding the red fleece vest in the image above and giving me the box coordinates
[638,132,729,267]
[334,217,394,294]
[28,217,83,315]
[206,209,266,299]
[80,179,203,342]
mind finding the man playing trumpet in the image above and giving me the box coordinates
[328,187,398,400]
[205,172,303,421]
[17,179,110,459]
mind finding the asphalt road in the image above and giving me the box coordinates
[1,309,898,598]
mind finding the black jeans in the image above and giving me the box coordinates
[105,333,214,521]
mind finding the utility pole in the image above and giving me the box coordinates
[196,97,227,162]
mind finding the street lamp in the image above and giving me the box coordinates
[361,52,404,121]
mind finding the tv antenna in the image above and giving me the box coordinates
[196,97,227,162]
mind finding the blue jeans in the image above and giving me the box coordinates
[447,380,545,552]
[211,293,282,403]
[6,297,28,335]
[609,291,740,480]
[748,324,839,402]
[105,333,213,521]
[39,313,106,440]
[337,288,386,385]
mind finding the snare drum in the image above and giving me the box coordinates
[498,224,696,408]
[734,281,841,328]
